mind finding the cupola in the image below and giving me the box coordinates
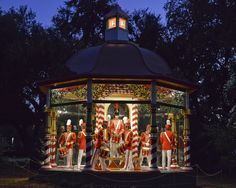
[105,5,128,41]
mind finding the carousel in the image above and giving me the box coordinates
[38,5,197,187]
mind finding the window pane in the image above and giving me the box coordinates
[119,18,126,29]
[53,104,87,168]
[156,106,184,167]
[108,17,116,29]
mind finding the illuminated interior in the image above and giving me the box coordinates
[108,17,116,29]
[46,82,186,171]
[119,18,126,29]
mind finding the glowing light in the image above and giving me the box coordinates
[119,18,126,29]
[108,17,116,29]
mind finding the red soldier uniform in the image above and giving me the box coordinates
[110,119,124,143]
[78,130,86,151]
[77,122,86,170]
[123,122,134,171]
[59,119,76,168]
[160,127,175,150]
[92,125,107,171]
[140,124,151,166]
[59,131,76,149]
[124,130,133,151]
[140,132,150,148]
[109,116,124,157]
[160,120,175,170]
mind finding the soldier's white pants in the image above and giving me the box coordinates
[124,150,133,170]
[66,148,73,167]
[110,142,119,157]
[77,149,84,169]
[162,150,172,170]
[92,148,107,171]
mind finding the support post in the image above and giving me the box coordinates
[150,81,158,170]
[170,114,180,169]
[182,91,192,170]
[42,90,52,169]
[85,79,93,169]
[50,110,57,167]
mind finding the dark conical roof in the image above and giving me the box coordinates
[105,5,128,19]
[38,6,197,93]
[39,41,196,92]
[65,41,196,91]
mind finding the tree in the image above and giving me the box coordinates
[164,0,236,169]
[52,0,117,49]
[0,6,72,160]
[129,9,165,51]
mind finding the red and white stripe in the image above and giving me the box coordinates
[85,133,93,168]
[131,104,139,158]
[182,129,192,170]
[150,132,158,168]
[50,134,57,167]
[42,134,52,168]
[96,104,105,129]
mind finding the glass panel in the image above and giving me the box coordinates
[157,106,184,167]
[119,18,126,29]
[91,103,152,170]
[53,104,87,168]
[157,86,185,107]
[108,17,116,29]
[51,84,87,105]
[92,83,150,101]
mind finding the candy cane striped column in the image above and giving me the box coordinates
[98,104,105,127]
[95,105,100,128]
[42,134,52,168]
[182,129,192,170]
[131,104,140,170]
[50,134,57,167]
[95,104,105,129]
[131,104,139,159]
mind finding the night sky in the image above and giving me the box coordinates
[0,0,167,27]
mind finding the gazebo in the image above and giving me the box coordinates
[38,5,196,187]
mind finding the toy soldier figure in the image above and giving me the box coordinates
[103,120,110,145]
[109,111,124,157]
[92,123,108,171]
[140,124,151,167]
[122,118,134,171]
[77,119,86,170]
[160,120,175,170]
[59,119,76,168]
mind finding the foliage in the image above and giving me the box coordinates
[52,0,117,49]
[164,0,236,169]
[0,6,72,160]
